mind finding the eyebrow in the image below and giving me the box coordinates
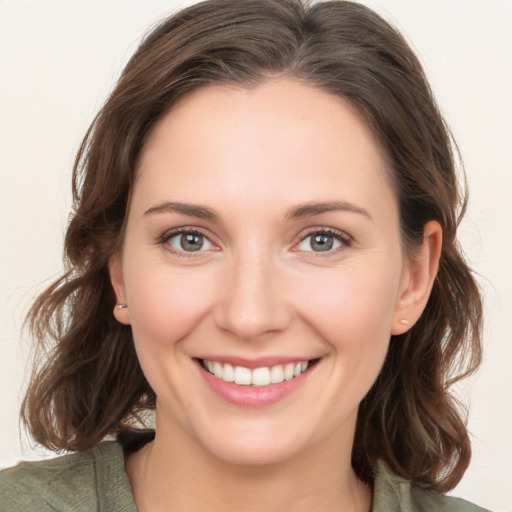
[144,200,372,221]
[144,202,219,220]
[284,201,372,221]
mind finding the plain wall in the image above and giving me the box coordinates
[1,1,510,510]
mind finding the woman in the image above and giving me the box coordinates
[0,0,489,510]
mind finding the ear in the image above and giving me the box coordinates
[108,253,131,325]
[391,221,442,335]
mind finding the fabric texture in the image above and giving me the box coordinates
[0,442,491,511]
[0,443,135,512]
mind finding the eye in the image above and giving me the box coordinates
[162,229,214,254]
[296,228,351,253]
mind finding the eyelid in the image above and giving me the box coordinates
[292,226,353,254]
[157,225,352,258]
[158,227,219,257]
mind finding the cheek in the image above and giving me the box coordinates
[294,266,401,419]
[122,264,216,414]
[125,264,215,348]
[293,262,401,365]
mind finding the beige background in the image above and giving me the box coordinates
[1,1,511,510]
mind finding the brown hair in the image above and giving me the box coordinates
[22,0,482,492]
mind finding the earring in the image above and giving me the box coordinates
[399,319,410,325]
[113,303,130,324]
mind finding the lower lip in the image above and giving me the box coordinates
[196,361,314,407]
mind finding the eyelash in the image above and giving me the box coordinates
[158,228,213,258]
[296,227,353,256]
[158,226,352,258]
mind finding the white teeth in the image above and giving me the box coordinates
[270,365,284,384]
[223,363,234,382]
[213,361,223,379]
[252,367,270,387]
[203,359,311,387]
[284,363,295,380]
[234,366,252,385]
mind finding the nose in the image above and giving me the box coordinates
[213,249,292,341]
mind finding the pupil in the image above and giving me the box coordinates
[180,233,203,251]
[312,234,333,252]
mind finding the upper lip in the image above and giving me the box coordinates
[195,355,317,369]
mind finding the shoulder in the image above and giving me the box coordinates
[373,461,492,512]
[408,485,491,512]
[0,442,136,512]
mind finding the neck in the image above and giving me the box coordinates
[126,415,372,512]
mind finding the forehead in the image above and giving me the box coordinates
[134,79,396,222]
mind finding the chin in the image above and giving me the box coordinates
[193,419,311,467]
[205,440,305,467]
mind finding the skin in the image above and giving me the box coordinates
[110,79,442,511]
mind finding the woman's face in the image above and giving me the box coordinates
[111,79,417,466]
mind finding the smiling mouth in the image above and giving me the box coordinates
[199,358,319,387]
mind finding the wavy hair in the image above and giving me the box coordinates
[22,0,482,492]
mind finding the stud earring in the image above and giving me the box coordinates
[399,319,410,325]
[116,304,128,309]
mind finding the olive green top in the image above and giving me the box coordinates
[0,442,490,511]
